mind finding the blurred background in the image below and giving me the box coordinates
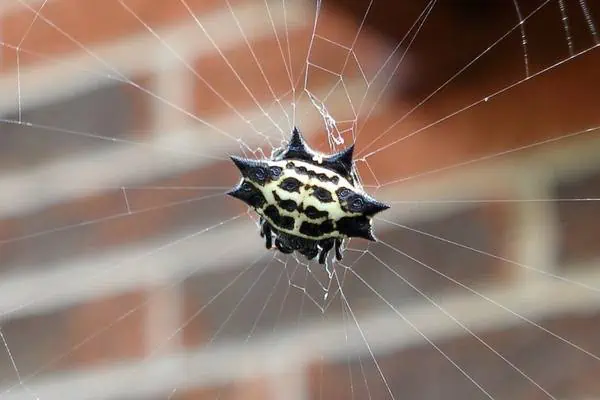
[0,0,600,399]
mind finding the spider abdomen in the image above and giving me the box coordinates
[227,127,390,264]
[257,159,354,239]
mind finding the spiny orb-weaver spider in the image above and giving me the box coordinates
[227,127,390,264]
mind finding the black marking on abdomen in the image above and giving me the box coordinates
[299,221,320,237]
[312,187,334,203]
[264,205,295,230]
[269,166,283,179]
[336,187,353,201]
[280,200,298,212]
[320,220,334,234]
[302,205,328,219]
[279,177,302,193]
[299,220,335,238]
[273,191,298,212]
[317,173,329,182]
[285,162,340,184]
[280,217,295,230]
[250,192,267,209]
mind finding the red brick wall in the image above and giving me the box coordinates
[0,0,599,399]
[310,310,600,400]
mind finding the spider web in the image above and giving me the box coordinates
[0,0,599,399]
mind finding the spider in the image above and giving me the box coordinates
[227,127,389,264]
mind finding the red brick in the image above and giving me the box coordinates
[2,189,168,269]
[175,378,270,400]
[229,377,272,400]
[172,385,232,400]
[357,47,600,186]
[0,77,152,172]
[0,0,245,70]
[309,311,600,400]
[181,278,219,349]
[124,74,154,135]
[62,291,147,367]
[0,291,146,384]
[191,8,387,118]
[0,157,244,273]
[192,27,310,118]
[0,218,21,266]
[342,204,512,308]
[555,170,600,267]
[329,1,600,102]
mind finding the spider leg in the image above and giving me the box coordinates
[318,239,334,264]
[301,246,318,260]
[262,222,272,249]
[334,238,343,260]
[275,237,294,254]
